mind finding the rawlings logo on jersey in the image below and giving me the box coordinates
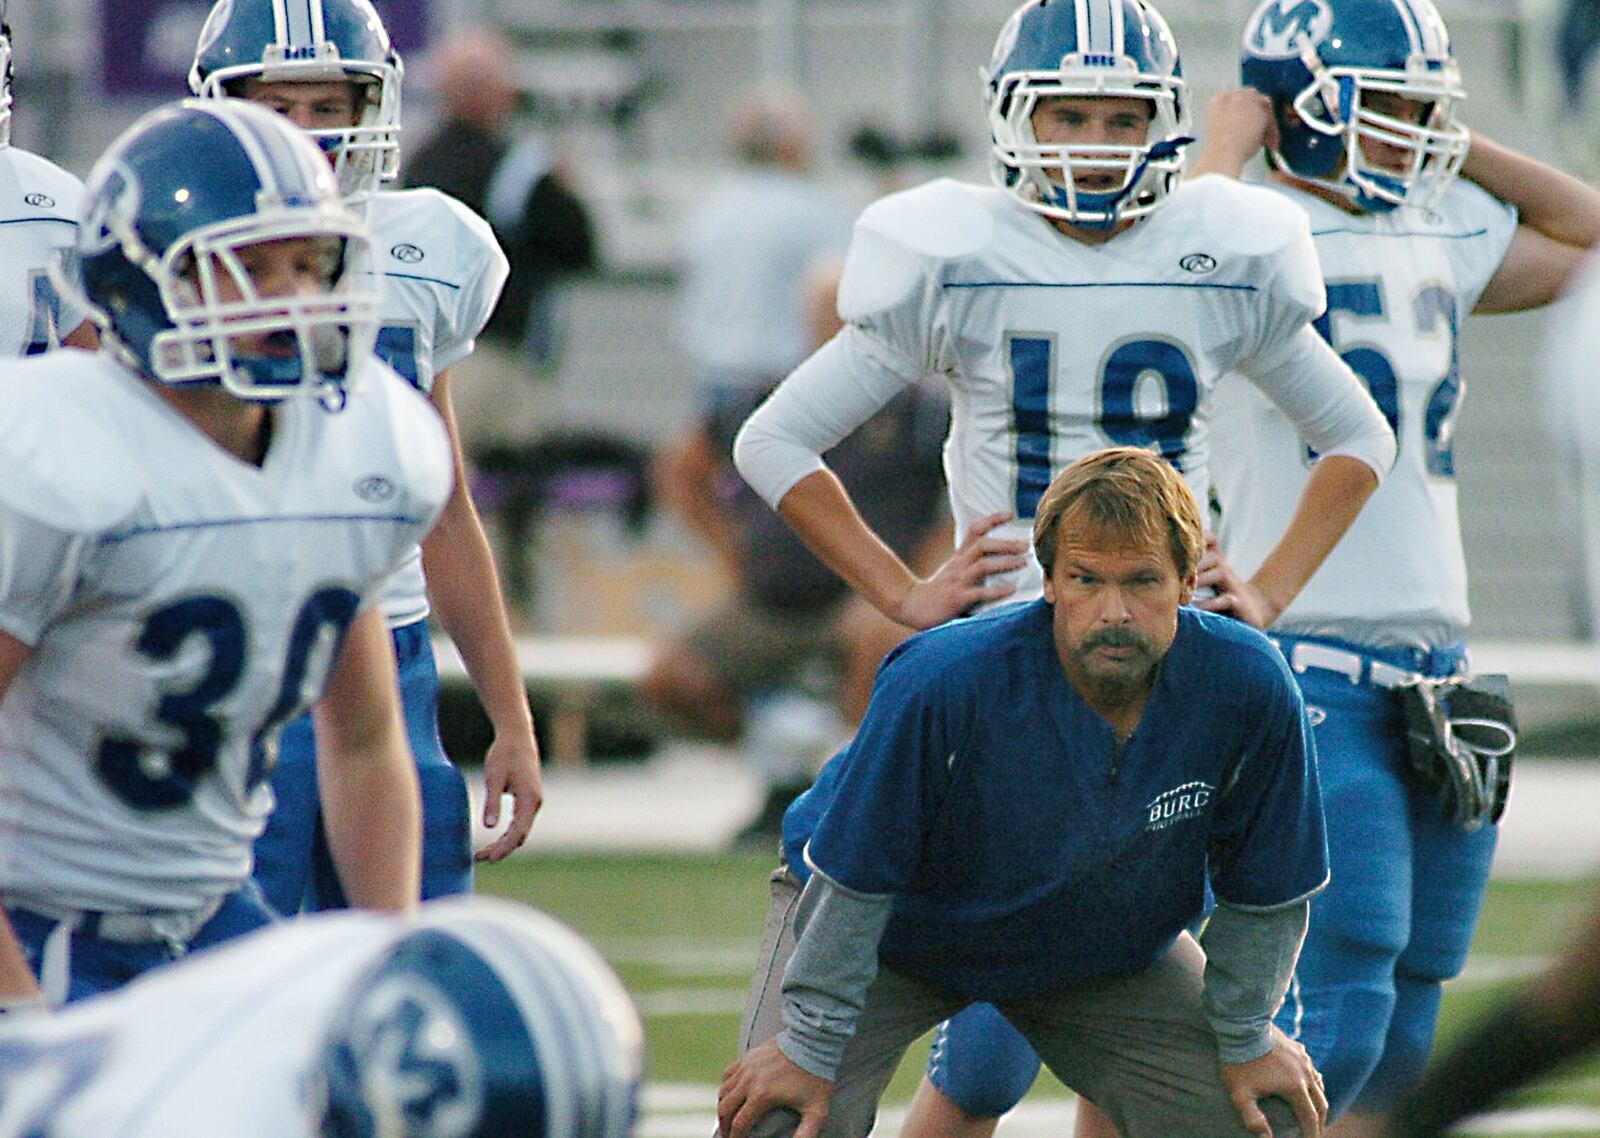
[1145,780,1214,831]
[390,242,425,264]
[1245,0,1333,59]
[1179,252,1216,274]
[355,474,397,502]
[24,192,55,209]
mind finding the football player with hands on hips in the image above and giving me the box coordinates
[733,0,1390,1135]
[0,896,644,1138]
[733,0,1394,639]
[0,98,451,1010]
[188,0,544,916]
[0,3,97,355]
[717,448,1331,1138]
[1190,0,1600,1135]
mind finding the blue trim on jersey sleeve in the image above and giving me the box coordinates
[1310,226,1489,240]
[0,217,77,229]
[101,514,431,544]
[353,267,464,291]
[943,280,1257,292]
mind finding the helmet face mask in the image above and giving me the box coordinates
[1242,0,1469,212]
[986,0,1190,230]
[73,99,380,403]
[189,0,403,198]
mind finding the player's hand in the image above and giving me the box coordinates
[1194,534,1280,629]
[717,1040,835,1138]
[1219,1027,1327,1138]
[1189,88,1278,179]
[475,729,544,861]
[895,512,1029,629]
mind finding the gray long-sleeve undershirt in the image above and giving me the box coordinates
[1199,897,1311,1065]
[776,874,1311,1080]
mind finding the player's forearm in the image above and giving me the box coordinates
[317,731,422,910]
[0,910,43,1008]
[1462,132,1600,251]
[1249,455,1378,622]
[421,491,536,743]
[775,470,920,623]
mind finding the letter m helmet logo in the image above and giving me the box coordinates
[1245,0,1334,59]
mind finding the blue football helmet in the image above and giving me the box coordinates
[189,0,402,197]
[309,899,644,1138]
[1241,0,1469,212]
[985,0,1190,229]
[71,98,379,401]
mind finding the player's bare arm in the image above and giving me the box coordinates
[1464,134,1600,314]
[420,368,543,860]
[1201,454,1378,628]
[1220,1027,1328,1138]
[311,606,422,910]
[718,1039,836,1138]
[777,471,1028,629]
[1187,88,1277,180]
[0,630,44,1009]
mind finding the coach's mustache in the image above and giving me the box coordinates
[1081,627,1152,654]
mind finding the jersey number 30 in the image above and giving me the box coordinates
[95,588,361,810]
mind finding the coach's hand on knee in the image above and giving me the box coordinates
[1219,1026,1328,1138]
[717,1040,835,1138]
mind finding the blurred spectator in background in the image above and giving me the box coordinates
[1538,248,1600,642]
[405,27,598,462]
[674,85,854,406]
[642,259,950,850]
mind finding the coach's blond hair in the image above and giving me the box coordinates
[1032,447,1204,580]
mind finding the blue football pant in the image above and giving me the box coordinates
[6,880,277,1004]
[251,617,473,914]
[1275,660,1496,1116]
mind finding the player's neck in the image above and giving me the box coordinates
[1269,168,1367,216]
[154,383,276,467]
[1047,214,1137,246]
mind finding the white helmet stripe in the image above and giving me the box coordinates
[277,0,320,50]
[204,101,315,200]
[1077,0,1124,57]
[1387,0,1426,58]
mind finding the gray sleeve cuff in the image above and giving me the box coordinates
[774,870,895,1081]
[1199,899,1309,1065]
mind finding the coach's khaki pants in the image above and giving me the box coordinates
[735,867,1303,1138]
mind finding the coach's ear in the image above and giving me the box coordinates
[1177,569,1197,607]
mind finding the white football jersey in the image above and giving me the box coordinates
[1210,179,1517,647]
[359,188,508,628]
[736,175,1392,601]
[0,912,392,1137]
[0,146,87,357]
[0,351,452,914]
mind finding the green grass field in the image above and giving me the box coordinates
[479,854,1600,1135]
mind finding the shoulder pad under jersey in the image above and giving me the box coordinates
[838,179,998,322]
[349,355,454,515]
[1175,175,1324,317]
[0,352,146,532]
[365,187,507,278]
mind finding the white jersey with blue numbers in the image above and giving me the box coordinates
[0,146,88,357]
[0,351,452,914]
[0,912,391,1137]
[1210,179,1517,647]
[735,174,1393,601]
[360,187,508,628]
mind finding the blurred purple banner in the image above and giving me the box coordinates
[99,0,431,96]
